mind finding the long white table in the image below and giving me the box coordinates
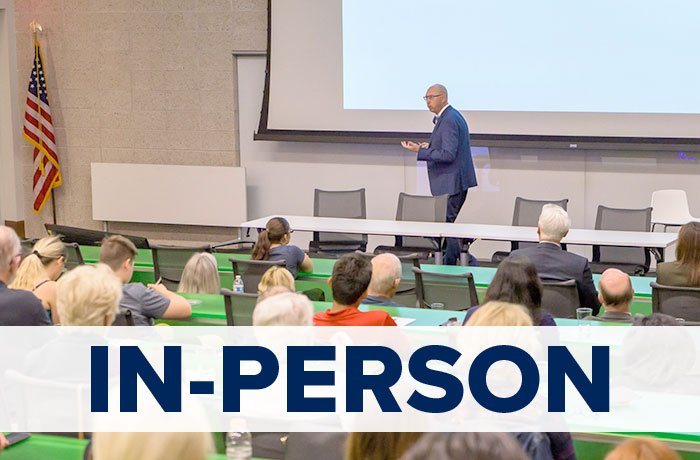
[241,215,678,261]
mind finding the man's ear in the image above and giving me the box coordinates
[327,277,332,288]
[394,278,401,288]
[598,293,604,305]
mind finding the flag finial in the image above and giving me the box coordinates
[29,20,42,34]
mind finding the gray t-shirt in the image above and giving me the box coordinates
[121,283,171,326]
[268,245,306,278]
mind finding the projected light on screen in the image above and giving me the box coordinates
[342,0,699,114]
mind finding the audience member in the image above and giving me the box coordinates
[590,268,634,323]
[465,301,533,326]
[92,432,211,460]
[345,432,424,460]
[9,235,65,323]
[0,226,50,325]
[178,252,220,294]
[56,264,122,326]
[314,253,397,326]
[99,235,191,325]
[657,221,700,287]
[632,313,681,326]
[398,432,528,460]
[463,255,555,325]
[361,253,404,307]
[252,217,313,278]
[253,291,314,326]
[605,436,680,460]
[258,265,295,300]
[510,204,601,315]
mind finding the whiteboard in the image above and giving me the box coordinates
[91,163,247,227]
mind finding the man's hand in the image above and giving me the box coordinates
[419,142,429,148]
[400,141,421,153]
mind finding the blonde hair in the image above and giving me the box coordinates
[538,204,571,243]
[9,236,65,290]
[99,235,137,272]
[258,266,295,296]
[178,252,220,294]
[465,301,534,326]
[56,264,122,326]
[605,436,680,460]
[345,433,424,460]
[93,432,211,460]
[253,292,313,326]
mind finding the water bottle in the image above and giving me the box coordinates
[226,418,252,460]
[233,275,244,293]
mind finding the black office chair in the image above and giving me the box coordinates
[412,267,479,310]
[151,243,213,291]
[355,252,421,307]
[591,205,653,276]
[541,279,581,319]
[651,282,700,321]
[62,242,85,270]
[230,258,286,294]
[309,188,368,255]
[491,197,569,263]
[374,193,448,263]
[221,288,259,326]
[111,309,135,326]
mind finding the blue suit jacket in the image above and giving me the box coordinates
[417,105,477,196]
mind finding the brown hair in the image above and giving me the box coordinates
[676,222,700,286]
[345,433,423,460]
[99,235,138,272]
[252,217,291,261]
[605,436,680,460]
[484,255,544,323]
[331,253,372,305]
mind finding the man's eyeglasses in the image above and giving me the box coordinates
[423,94,443,101]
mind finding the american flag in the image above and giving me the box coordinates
[22,37,61,214]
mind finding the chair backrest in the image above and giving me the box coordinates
[651,282,700,321]
[356,252,420,307]
[511,197,569,251]
[5,369,88,434]
[151,243,213,291]
[63,242,85,270]
[20,238,39,258]
[651,189,694,227]
[412,267,478,310]
[312,188,367,250]
[221,288,259,326]
[230,258,286,294]
[593,205,652,272]
[111,309,135,326]
[394,193,448,249]
[541,279,581,318]
[45,223,150,249]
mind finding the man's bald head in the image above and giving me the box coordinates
[598,268,634,312]
[368,253,402,297]
[0,226,22,283]
[429,84,448,99]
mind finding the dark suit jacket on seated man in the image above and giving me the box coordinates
[401,84,478,266]
[510,204,601,315]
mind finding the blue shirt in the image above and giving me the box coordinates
[268,245,306,278]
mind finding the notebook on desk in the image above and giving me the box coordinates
[393,317,416,326]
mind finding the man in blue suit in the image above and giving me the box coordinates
[401,84,478,265]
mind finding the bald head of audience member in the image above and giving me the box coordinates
[598,268,634,314]
[368,253,402,299]
[0,226,22,284]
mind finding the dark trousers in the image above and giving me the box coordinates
[444,189,478,266]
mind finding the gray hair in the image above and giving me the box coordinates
[253,292,313,326]
[538,204,570,243]
[430,83,448,98]
[0,225,21,270]
[369,253,402,296]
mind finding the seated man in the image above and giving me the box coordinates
[589,268,633,323]
[99,235,191,325]
[361,253,404,308]
[0,225,50,325]
[510,204,601,315]
[314,253,397,326]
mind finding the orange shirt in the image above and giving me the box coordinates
[313,307,397,326]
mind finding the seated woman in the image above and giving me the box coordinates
[9,236,65,324]
[463,255,556,326]
[252,217,313,278]
[657,221,700,287]
[178,252,220,294]
[257,265,295,300]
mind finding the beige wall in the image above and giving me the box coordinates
[14,0,265,242]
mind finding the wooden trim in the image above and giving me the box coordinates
[4,220,25,238]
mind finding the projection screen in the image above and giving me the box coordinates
[257,0,700,150]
